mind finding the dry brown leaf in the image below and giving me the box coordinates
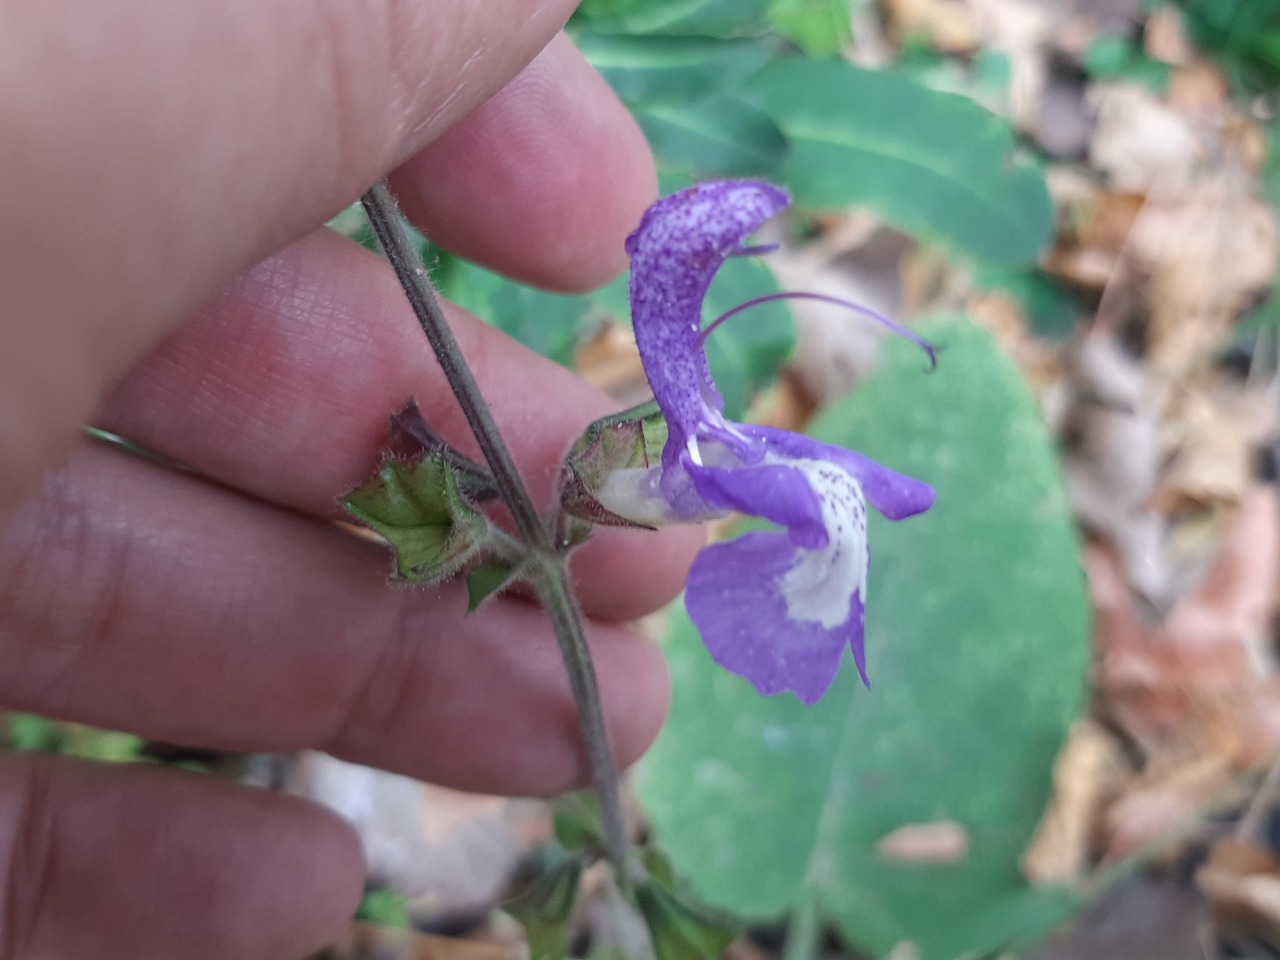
[1022,720,1130,883]
[877,820,970,864]
[968,0,1053,131]
[313,924,515,960]
[882,0,981,53]
[1102,753,1233,861]
[1145,6,1193,65]
[576,323,647,405]
[1062,333,1168,604]
[767,232,907,405]
[1088,83,1202,194]
[1091,485,1280,769]
[1168,60,1230,118]
[1198,838,1280,947]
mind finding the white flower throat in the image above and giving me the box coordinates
[779,460,868,629]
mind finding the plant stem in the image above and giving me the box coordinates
[360,182,630,875]
[781,900,821,960]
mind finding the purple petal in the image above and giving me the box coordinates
[738,424,935,521]
[686,531,867,703]
[627,181,790,436]
[688,463,828,548]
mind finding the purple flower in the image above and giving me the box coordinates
[597,181,935,704]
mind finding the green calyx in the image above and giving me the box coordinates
[559,400,669,529]
[343,452,505,585]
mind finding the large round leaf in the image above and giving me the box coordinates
[745,60,1053,265]
[637,318,1089,959]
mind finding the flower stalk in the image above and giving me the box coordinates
[360,182,630,876]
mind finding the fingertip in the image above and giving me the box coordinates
[570,522,707,622]
[0,756,366,960]
[389,32,658,292]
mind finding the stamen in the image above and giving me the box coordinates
[700,292,938,368]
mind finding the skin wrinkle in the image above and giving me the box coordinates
[0,445,668,793]
[0,762,57,960]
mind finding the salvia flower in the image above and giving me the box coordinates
[597,180,935,704]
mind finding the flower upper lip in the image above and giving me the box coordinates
[604,179,935,703]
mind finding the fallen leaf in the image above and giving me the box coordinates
[1198,838,1280,948]
[1022,720,1130,883]
[877,820,971,864]
[313,924,516,960]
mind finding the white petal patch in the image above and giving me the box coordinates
[778,460,868,629]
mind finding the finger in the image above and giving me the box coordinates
[0,0,578,509]
[98,228,702,622]
[0,754,362,960]
[0,445,671,796]
[389,32,657,292]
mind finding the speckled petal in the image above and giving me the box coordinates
[739,424,935,520]
[626,181,790,437]
[686,531,866,703]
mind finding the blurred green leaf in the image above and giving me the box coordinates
[573,0,773,37]
[553,791,608,853]
[356,889,413,929]
[577,33,773,107]
[1081,35,1171,91]
[702,256,794,419]
[63,725,145,763]
[506,858,584,960]
[638,318,1090,960]
[444,259,593,368]
[7,713,57,752]
[1175,0,1280,93]
[746,60,1053,264]
[765,0,853,57]
[971,264,1085,340]
[635,880,737,960]
[635,94,787,179]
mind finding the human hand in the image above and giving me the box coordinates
[0,3,700,957]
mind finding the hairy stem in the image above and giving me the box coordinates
[360,182,630,874]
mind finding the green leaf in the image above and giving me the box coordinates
[634,880,737,960]
[63,726,144,763]
[1176,0,1280,93]
[356,889,413,929]
[466,562,520,612]
[576,34,773,108]
[343,456,492,583]
[442,259,592,368]
[7,713,57,752]
[745,59,1053,265]
[553,792,608,853]
[635,94,786,179]
[971,264,1085,340]
[573,0,773,37]
[637,318,1090,960]
[765,0,853,57]
[506,858,585,960]
[1081,35,1171,91]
